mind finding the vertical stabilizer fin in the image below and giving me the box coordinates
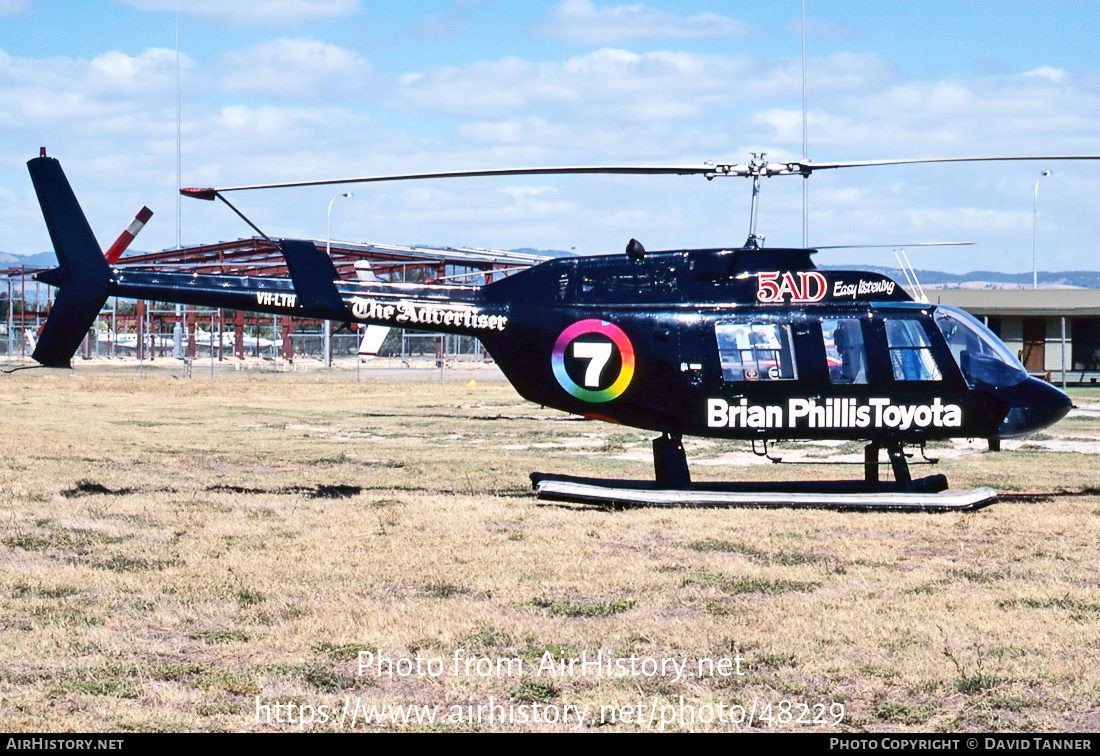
[28,156,109,281]
[26,155,111,368]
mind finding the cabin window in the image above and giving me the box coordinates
[885,318,942,381]
[1072,318,1100,371]
[935,306,1028,388]
[715,322,798,382]
[557,272,570,300]
[822,318,867,384]
[607,269,678,295]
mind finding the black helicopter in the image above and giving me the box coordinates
[24,151,1080,510]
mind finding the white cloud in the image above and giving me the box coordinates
[785,17,861,41]
[809,71,1100,162]
[0,47,189,131]
[458,117,571,145]
[1023,65,1066,84]
[396,49,756,122]
[390,49,904,158]
[87,48,182,93]
[540,0,750,45]
[221,39,372,98]
[119,0,358,27]
[0,0,27,16]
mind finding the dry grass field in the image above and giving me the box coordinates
[2,364,1100,732]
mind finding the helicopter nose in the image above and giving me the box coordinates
[994,377,1072,438]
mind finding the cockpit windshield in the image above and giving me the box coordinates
[934,305,1029,388]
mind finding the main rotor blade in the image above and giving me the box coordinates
[179,154,1100,199]
[183,164,731,197]
[814,242,975,249]
[801,155,1100,172]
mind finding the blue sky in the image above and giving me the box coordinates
[2,0,1099,273]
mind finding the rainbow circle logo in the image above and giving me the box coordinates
[551,319,635,403]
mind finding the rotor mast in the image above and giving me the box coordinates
[745,153,767,249]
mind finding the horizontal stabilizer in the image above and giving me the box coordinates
[354,259,380,282]
[358,324,390,356]
[280,240,349,316]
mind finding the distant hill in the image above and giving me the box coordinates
[821,265,1100,290]
[4,247,1100,288]
[0,251,60,269]
[508,247,575,258]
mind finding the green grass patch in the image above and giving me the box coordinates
[35,584,83,599]
[147,662,260,696]
[236,587,265,607]
[686,539,821,566]
[956,673,1000,694]
[532,596,635,617]
[457,627,514,652]
[302,665,356,693]
[187,629,251,644]
[424,581,467,599]
[312,641,375,662]
[950,568,1011,583]
[91,554,181,572]
[4,528,130,554]
[509,679,559,703]
[685,570,819,596]
[998,594,1100,615]
[754,651,798,669]
[872,697,937,725]
[50,664,145,699]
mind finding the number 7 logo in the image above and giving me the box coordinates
[552,319,636,403]
[572,341,613,388]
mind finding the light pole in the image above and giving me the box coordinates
[1033,170,1051,290]
[325,192,353,368]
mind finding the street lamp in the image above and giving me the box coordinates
[1033,170,1051,290]
[325,192,353,368]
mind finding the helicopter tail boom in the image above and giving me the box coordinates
[24,155,512,368]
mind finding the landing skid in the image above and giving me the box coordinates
[530,433,998,512]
